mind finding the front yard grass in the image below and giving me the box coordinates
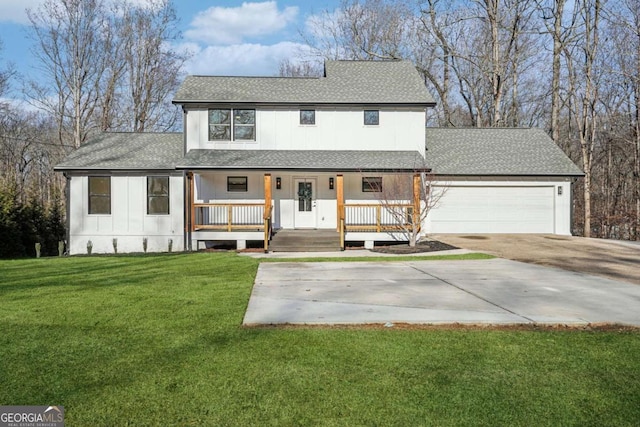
[1,253,639,426]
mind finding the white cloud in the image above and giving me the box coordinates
[0,0,45,24]
[185,1,298,45]
[183,41,312,76]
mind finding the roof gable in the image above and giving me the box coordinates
[173,60,435,105]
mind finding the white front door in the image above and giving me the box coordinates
[294,178,317,228]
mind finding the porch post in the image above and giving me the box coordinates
[264,173,272,215]
[413,173,421,228]
[186,172,194,250]
[264,174,272,252]
[336,174,344,232]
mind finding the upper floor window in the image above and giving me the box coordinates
[147,176,169,215]
[88,176,111,214]
[300,109,315,125]
[209,109,255,141]
[364,110,379,126]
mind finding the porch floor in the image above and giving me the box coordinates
[269,229,341,252]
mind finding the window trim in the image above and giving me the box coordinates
[147,176,170,215]
[364,110,380,126]
[209,108,255,141]
[88,176,111,215]
[300,109,316,125]
[227,176,248,192]
[362,176,382,193]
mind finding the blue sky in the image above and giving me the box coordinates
[0,0,339,83]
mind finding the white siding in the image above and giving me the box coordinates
[185,107,426,153]
[68,173,184,254]
[425,179,573,235]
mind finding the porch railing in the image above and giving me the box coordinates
[343,203,414,232]
[193,203,266,231]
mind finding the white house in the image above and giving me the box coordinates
[55,60,582,254]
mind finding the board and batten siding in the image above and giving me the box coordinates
[185,107,426,153]
[67,173,184,254]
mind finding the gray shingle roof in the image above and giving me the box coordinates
[425,128,583,176]
[173,60,435,105]
[177,149,428,172]
[55,133,183,171]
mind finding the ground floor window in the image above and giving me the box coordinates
[362,176,382,192]
[147,176,169,215]
[88,176,111,214]
[227,176,248,192]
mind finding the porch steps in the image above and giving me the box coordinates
[269,229,341,252]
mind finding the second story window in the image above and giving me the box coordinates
[300,109,315,125]
[209,109,255,141]
[364,110,379,126]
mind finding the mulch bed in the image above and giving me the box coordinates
[370,239,459,254]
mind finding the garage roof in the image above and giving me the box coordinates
[426,128,583,176]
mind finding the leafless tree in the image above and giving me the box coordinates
[376,173,447,247]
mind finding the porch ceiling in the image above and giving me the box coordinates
[176,149,429,172]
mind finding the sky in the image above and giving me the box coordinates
[0,0,340,86]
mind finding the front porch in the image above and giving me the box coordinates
[185,172,422,252]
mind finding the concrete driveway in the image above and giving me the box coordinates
[432,234,640,285]
[243,259,640,326]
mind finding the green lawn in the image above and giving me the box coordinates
[1,253,639,426]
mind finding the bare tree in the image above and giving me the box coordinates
[120,0,187,132]
[565,0,602,237]
[27,0,109,148]
[376,173,447,247]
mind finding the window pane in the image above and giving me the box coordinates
[210,125,231,140]
[89,176,110,195]
[234,110,255,124]
[148,176,169,196]
[362,177,382,192]
[209,109,231,124]
[234,125,255,140]
[300,110,315,125]
[364,110,379,125]
[148,197,169,215]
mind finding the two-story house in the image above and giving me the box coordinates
[55,60,582,254]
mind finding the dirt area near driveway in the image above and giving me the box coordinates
[431,234,640,285]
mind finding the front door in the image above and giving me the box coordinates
[294,178,317,228]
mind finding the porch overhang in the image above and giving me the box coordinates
[176,149,430,172]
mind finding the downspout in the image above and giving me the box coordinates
[64,172,71,254]
[182,106,191,251]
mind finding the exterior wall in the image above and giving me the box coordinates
[67,173,184,254]
[185,106,426,153]
[424,178,574,235]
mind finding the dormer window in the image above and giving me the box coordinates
[364,110,379,126]
[300,109,315,125]
[209,109,255,141]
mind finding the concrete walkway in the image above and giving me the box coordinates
[243,259,640,326]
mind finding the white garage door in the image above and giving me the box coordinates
[429,186,555,233]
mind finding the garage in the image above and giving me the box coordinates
[427,185,556,234]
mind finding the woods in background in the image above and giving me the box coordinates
[298,0,640,240]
